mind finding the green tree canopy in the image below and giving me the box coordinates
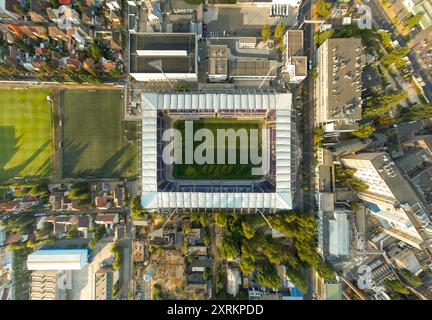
[261,24,271,42]
[352,124,376,138]
[256,262,282,289]
[316,0,332,19]
[241,221,255,239]
[214,212,228,227]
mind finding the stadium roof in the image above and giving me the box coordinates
[140,91,296,212]
[27,249,88,271]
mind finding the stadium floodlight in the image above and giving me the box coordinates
[148,59,174,89]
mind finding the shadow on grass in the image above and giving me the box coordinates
[62,138,90,178]
[0,125,51,182]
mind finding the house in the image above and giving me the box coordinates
[94,214,119,227]
[95,196,111,210]
[0,0,20,21]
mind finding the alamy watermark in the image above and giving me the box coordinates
[161,121,270,176]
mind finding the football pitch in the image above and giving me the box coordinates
[61,90,140,179]
[172,118,263,180]
[0,88,52,182]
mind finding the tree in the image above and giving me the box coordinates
[112,243,122,271]
[261,24,271,42]
[316,259,336,280]
[241,221,255,239]
[29,183,50,198]
[256,262,281,289]
[130,195,146,220]
[398,269,422,287]
[262,240,287,264]
[214,212,228,227]
[69,182,90,201]
[274,22,286,39]
[405,14,423,29]
[221,238,239,260]
[239,256,255,275]
[65,226,80,239]
[316,0,332,19]
[285,265,308,293]
[352,124,375,138]
[401,103,432,121]
[384,279,410,295]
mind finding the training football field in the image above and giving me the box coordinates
[0,88,52,182]
[61,90,140,179]
[172,118,263,180]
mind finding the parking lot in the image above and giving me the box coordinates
[203,6,298,37]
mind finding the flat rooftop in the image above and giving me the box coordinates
[327,38,363,122]
[230,59,277,77]
[290,56,307,76]
[286,30,304,57]
[208,44,228,75]
[129,33,196,74]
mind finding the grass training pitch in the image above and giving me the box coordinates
[0,88,52,182]
[61,90,139,179]
[172,118,263,180]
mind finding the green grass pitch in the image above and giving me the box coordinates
[0,88,52,182]
[172,118,263,180]
[61,90,139,179]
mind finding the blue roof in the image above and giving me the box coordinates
[290,287,303,297]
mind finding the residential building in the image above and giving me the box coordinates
[341,152,432,250]
[0,0,18,21]
[403,0,432,29]
[129,33,197,82]
[94,214,119,227]
[316,38,364,133]
[282,30,307,83]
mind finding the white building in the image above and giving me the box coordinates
[341,152,432,249]
[27,249,88,271]
[140,90,297,213]
[329,209,350,257]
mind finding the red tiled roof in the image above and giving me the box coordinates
[95,214,118,224]
[58,0,71,4]
[5,234,21,245]
[0,201,15,212]
[95,196,108,208]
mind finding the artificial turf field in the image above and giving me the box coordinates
[172,118,263,180]
[61,90,139,179]
[0,88,52,182]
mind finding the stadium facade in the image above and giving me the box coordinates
[141,90,299,213]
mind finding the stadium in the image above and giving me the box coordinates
[141,90,300,213]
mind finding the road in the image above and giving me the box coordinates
[363,0,432,102]
[298,0,317,300]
